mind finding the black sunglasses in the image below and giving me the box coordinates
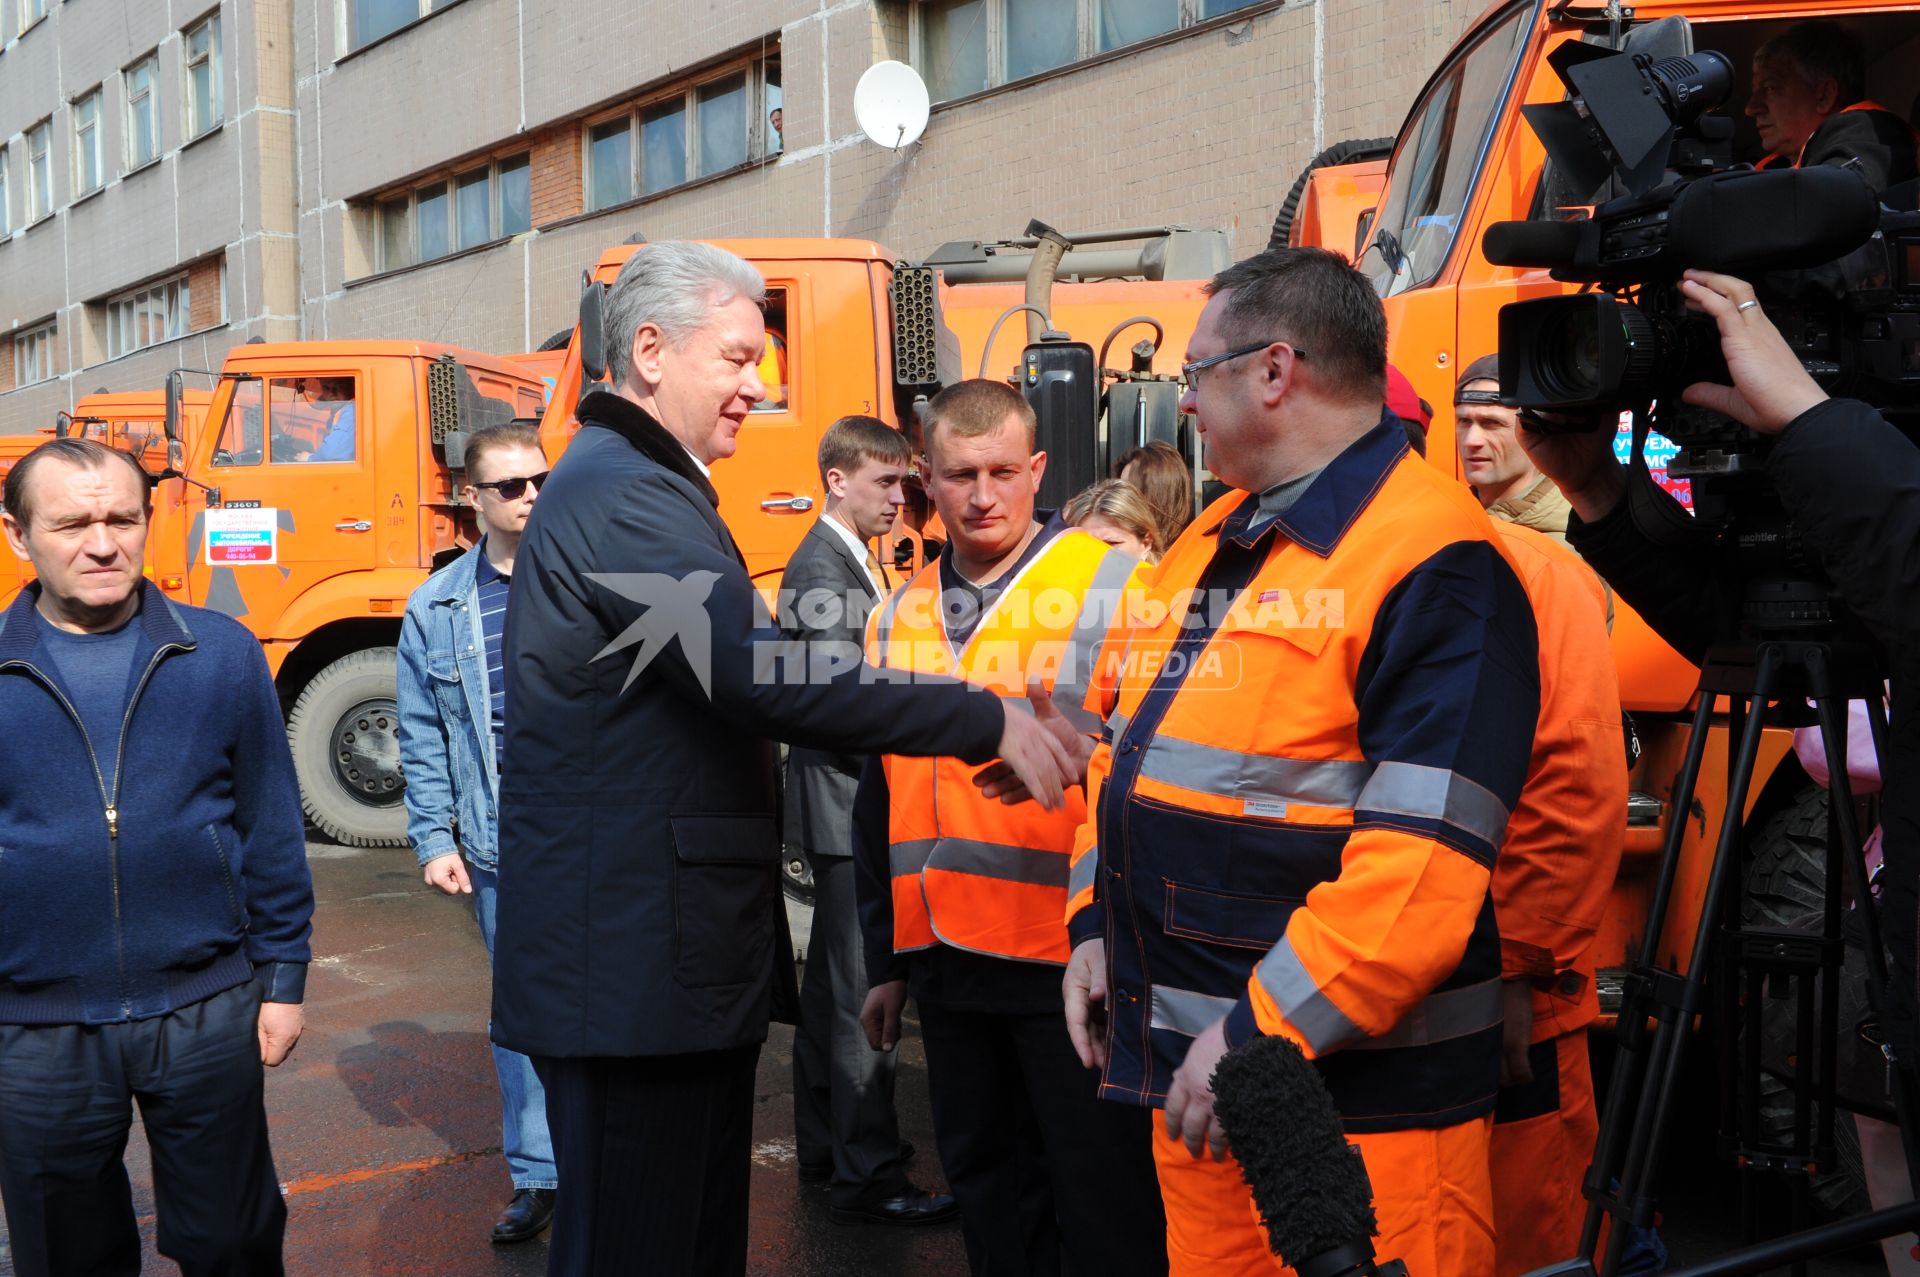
[472,470,549,500]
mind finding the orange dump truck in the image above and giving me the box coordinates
[0,390,213,606]
[146,343,547,846]
[1287,0,1919,1023]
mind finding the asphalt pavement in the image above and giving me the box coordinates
[0,838,1896,1275]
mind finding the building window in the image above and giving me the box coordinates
[25,119,51,222]
[125,54,160,169]
[183,14,222,138]
[350,0,455,51]
[374,152,531,273]
[0,148,9,237]
[18,0,45,32]
[72,89,104,197]
[107,273,191,360]
[585,54,778,212]
[913,0,1262,101]
[13,321,56,387]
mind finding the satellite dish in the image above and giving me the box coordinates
[854,61,930,151]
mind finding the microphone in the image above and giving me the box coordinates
[1483,219,1585,269]
[1211,1034,1409,1277]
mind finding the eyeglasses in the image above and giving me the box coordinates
[1181,341,1308,390]
[472,470,549,500]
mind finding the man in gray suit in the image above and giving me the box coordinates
[782,418,957,1226]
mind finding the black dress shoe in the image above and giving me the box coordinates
[491,1188,556,1243]
[829,1185,958,1227]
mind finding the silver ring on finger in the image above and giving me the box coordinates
[1737,299,1761,313]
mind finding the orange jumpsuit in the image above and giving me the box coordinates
[1484,522,1626,1277]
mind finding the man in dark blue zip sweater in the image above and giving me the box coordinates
[0,438,314,1277]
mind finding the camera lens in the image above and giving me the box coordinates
[1539,305,1605,402]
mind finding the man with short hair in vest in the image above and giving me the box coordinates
[1063,249,1540,1275]
[854,379,1168,1275]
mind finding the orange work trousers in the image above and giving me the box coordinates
[1491,1031,1598,1277]
[1151,1113,1495,1276]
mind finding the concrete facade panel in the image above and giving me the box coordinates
[314,0,523,198]
[0,26,60,146]
[64,166,181,302]
[175,127,250,263]
[323,236,528,354]
[520,0,782,128]
[0,217,67,327]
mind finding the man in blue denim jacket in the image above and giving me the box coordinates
[396,422,557,1243]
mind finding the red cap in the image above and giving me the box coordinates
[1385,364,1432,427]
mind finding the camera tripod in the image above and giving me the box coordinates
[1561,636,1920,1277]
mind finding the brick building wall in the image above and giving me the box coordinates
[4,0,1482,432]
[0,0,298,432]
[292,0,1477,357]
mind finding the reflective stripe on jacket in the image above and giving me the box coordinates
[1487,521,1626,1042]
[1067,415,1540,1133]
[870,526,1139,966]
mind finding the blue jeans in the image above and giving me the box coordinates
[470,862,558,1191]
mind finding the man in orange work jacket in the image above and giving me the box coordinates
[1062,249,1541,1276]
[853,379,1167,1274]
[1457,359,1629,1277]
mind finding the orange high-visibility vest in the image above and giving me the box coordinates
[868,526,1138,965]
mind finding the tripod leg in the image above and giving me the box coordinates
[1579,688,1721,1260]
[1805,662,1920,1203]
[1602,649,1782,1277]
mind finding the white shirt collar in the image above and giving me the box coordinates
[678,440,711,478]
[820,511,886,597]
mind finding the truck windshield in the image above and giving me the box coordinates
[1360,3,1530,297]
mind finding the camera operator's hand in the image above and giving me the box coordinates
[1678,270,1828,436]
[1516,411,1627,524]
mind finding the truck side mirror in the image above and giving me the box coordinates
[164,371,183,443]
[579,275,608,384]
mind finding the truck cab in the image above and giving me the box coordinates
[538,234,1218,592]
[160,342,547,847]
[1305,0,1920,1014]
[0,390,213,608]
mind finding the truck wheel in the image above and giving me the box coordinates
[1268,137,1395,252]
[287,648,409,848]
[783,848,816,909]
[1741,784,1871,1219]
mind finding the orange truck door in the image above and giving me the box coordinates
[186,370,385,633]
[720,277,829,582]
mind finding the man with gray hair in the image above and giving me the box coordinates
[492,241,1078,1276]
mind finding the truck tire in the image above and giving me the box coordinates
[1741,785,1871,1219]
[1268,137,1395,252]
[287,648,409,849]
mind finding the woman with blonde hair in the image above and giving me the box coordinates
[1115,441,1193,548]
[1063,479,1161,563]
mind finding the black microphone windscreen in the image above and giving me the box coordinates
[1483,219,1584,268]
[1670,165,1879,272]
[1211,1034,1379,1268]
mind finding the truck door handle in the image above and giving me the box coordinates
[759,495,815,513]
[335,519,373,532]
